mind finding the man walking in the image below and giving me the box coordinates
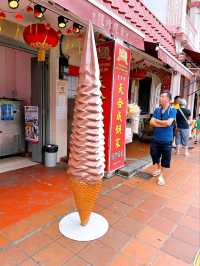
[150,91,176,186]
[175,98,191,156]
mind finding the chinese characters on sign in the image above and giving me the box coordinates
[97,41,131,175]
[109,44,131,172]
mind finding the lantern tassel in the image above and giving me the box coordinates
[38,49,46,62]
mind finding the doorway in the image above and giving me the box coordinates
[138,77,152,114]
[0,38,49,171]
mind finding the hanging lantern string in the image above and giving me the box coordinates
[1,0,84,35]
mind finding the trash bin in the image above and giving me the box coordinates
[44,144,58,167]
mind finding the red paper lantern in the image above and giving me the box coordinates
[15,13,24,21]
[26,6,33,13]
[23,24,58,62]
[0,11,6,20]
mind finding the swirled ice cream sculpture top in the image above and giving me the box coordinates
[67,21,105,182]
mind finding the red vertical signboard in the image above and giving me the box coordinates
[97,41,115,172]
[109,43,131,172]
[97,41,130,175]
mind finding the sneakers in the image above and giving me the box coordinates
[152,169,161,177]
[157,175,166,186]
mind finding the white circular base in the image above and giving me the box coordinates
[59,212,109,241]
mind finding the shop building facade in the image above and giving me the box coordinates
[0,0,196,175]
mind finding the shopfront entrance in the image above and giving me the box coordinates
[0,37,49,172]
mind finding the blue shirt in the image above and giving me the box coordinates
[152,107,176,143]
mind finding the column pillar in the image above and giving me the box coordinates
[170,72,181,99]
[49,46,59,144]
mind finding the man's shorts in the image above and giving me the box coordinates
[176,128,190,146]
[150,141,172,168]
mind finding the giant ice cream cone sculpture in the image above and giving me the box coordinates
[67,21,105,226]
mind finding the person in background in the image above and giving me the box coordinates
[172,95,180,110]
[171,95,180,148]
[193,114,200,143]
[150,91,176,186]
[175,98,191,156]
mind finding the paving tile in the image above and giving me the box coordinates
[180,215,200,232]
[172,225,200,247]
[99,227,130,251]
[128,208,154,223]
[1,220,37,242]
[17,232,53,256]
[136,226,168,248]
[148,214,176,235]
[158,207,183,222]
[106,189,124,200]
[42,222,61,240]
[107,201,133,216]
[122,239,158,265]
[92,203,105,213]
[111,255,140,266]
[164,199,190,214]
[0,246,28,266]
[112,216,144,236]
[117,184,135,194]
[97,195,115,209]
[186,206,200,219]
[138,195,166,213]
[99,208,121,225]
[19,258,39,266]
[126,177,143,187]
[78,241,116,266]
[33,242,73,266]
[162,237,198,264]
[154,251,190,266]
[120,188,150,207]
[56,236,88,253]
[0,234,10,249]
[46,201,69,218]
[63,255,92,266]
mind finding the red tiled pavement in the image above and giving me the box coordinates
[0,165,72,228]
[0,144,199,266]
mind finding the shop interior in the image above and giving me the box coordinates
[125,49,172,162]
[0,44,38,172]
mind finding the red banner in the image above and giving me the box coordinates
[97,41,115,172]
[97,41,130,175]
[109,43,131,172]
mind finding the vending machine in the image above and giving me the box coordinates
[0,99,25,157]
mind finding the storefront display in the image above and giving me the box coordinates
[0,99,25,157]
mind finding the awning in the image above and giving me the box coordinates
[53,0,145,50]
[184,48,200,66]
[158,46,194,80]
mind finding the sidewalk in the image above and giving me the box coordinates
[0,145,199,266]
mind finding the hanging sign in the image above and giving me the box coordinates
[24,106,39,143]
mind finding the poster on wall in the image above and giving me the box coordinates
[24,106,39,143]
